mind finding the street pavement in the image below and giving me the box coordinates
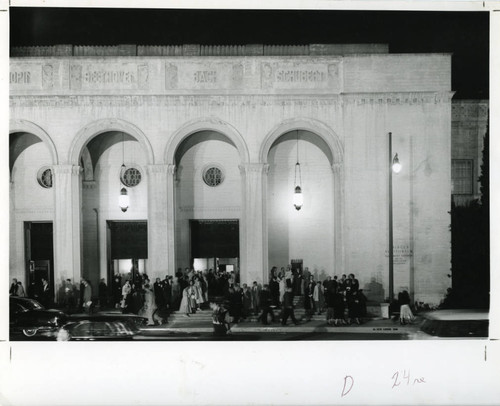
[138,314,423,340]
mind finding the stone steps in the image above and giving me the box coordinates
[166,300,385,324]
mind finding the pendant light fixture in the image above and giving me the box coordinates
[118,132,129,212]
[392,153,402,174]
[293,130,303,211]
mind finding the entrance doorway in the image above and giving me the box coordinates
[190,219,239,280]
[24,222,54,303]
[107,221,148,286]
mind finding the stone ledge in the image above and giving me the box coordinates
[11,43,389,58]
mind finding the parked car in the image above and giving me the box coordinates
[68,312,148,328]
[10,296,67,338]
[56,319,141,341]
[410,309,489,339]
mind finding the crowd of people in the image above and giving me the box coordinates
[10,266,372,327]
[266,266,368,326]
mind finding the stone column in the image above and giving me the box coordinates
[146,164,176,279]
[239,163,269,284]
[53,165,82,287]
[332,162,345,275]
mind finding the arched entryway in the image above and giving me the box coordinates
[9,120,58,302]
[163,118,250,281]
[77,129,150,294]
[261,119,344,281]
[173,130,243,280]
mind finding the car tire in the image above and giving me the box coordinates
[22,328,38,337]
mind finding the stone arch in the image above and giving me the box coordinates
[260,118,343,165]
[9,119,59,166]
[69,118,154,165]
[262,117,345,275]
[164,117,250,165]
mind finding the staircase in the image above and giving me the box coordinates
[167,309,213,324]
[165,297,385,325]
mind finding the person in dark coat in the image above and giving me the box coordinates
[348,273,360,293]
[98,278,107,309]
[229,285,243,323]
[293,268,303,296]
[40,278,52,308]
[242,283,252,319]
[258,284,275,325]
[347,290,362,324]
[10,279,18,295]
[130,284,144,315]
[154,277,165,310]
[281,287,298,326]
[303,276,315,320]
[82,279,94,314]
[210,301,230,337]
[112,274,122,308]
[64,279,75,313]
[325,286,336,325]
[269,276,280,307]
[333,289,346,326]
[79,279,85,312]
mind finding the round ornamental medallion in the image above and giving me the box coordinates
[37,167,53,188]
[121,167,142,187]
[203,166,224,187]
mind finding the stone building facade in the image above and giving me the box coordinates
[10,44,454,305]
[451,99,489,207]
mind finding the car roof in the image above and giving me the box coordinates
[424,309,489,321]
[68,313,146,321]
[10,296,41,306]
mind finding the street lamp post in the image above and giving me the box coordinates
[388,131,401,304]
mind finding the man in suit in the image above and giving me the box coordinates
[154,277,164,310]
[40,278,52,308]
[281,287,298,326]
[251,281,261,315]
[258,284,275,325]
[82,279,93,314]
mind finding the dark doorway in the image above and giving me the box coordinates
[190,219,239,279]
[24,222,54,303]
[107,221,148,286]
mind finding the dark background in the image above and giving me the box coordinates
[10,8,489,99]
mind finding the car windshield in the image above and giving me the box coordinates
[19,299,44,311]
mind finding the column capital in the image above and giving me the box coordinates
[82,180,97,190]
[52,164,82,176]
[145,164,176,176]
[239,163,269,176]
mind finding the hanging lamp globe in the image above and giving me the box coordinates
[293,185,303,211]
[119,187,129,212]
[392,153,402,174]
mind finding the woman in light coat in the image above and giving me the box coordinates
[139,283,158,325]
[313,282,325,315]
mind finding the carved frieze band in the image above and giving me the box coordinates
[342,92,454,106]
[10,92,453,109]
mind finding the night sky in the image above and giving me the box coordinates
[9,8,489,99]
